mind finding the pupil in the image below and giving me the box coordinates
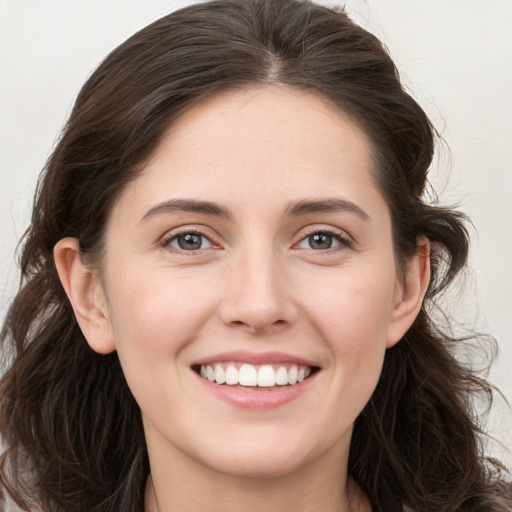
[178,233,202,250]
[310,233,332,249]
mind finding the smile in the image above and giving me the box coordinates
[196,363,314,389]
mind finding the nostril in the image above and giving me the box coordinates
[232,320,246,326]
[227,317,289,335]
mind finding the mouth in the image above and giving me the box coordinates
[192,362,319,390]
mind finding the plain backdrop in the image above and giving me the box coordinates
[1,0,511,462]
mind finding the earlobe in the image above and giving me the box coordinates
[53,237,116,354]
[386,237,431,348]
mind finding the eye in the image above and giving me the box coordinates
[295,229,351,251]
[165,231,214,251]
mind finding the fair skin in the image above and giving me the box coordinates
[55,86,430,512]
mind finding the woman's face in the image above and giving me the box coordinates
[87,87,424,479]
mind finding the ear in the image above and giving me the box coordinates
[54,237,116,354]
[386,237,431,348]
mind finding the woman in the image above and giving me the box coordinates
[0,0,510,511]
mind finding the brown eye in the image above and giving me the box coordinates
[167,232,212,251]
[295,230,349,251]
[308,233,334,250]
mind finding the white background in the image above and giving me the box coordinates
[1,0,511,462]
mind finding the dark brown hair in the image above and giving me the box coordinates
[1,0,510,510]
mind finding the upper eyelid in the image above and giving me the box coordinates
[160,225,220,247]
[296,224,354,243]
[161,224,216,236]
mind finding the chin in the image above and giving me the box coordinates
[204,449,312,479]
[188,426,346,480]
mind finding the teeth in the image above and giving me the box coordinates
[288,365,298,385]
[239,364,258,386]
[198,362,314,387]
[257,365,275,387]
[214,364,225,384]
[225,365,238,385]
[275,366,288,385]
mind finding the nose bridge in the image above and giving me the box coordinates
[219,238,296,333]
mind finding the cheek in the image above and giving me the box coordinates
[103,270,220,419]
[302,268,396,404]
[305,268,397,347]
[104,269,217,359]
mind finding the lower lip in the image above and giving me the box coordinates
[194,371,317,410]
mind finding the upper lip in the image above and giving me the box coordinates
[191,351,318,368]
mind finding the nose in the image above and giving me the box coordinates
[217,248,298,335]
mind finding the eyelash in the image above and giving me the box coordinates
[160,227,218,253]
[159,226,353,254]
[296,227,353,252]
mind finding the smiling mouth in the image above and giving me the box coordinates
[193,362,318,390]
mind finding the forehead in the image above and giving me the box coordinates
[110,86,385,222]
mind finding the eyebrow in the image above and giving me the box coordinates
[141,198,233,223]
[285,197,370,221]
[140,196,370,223]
